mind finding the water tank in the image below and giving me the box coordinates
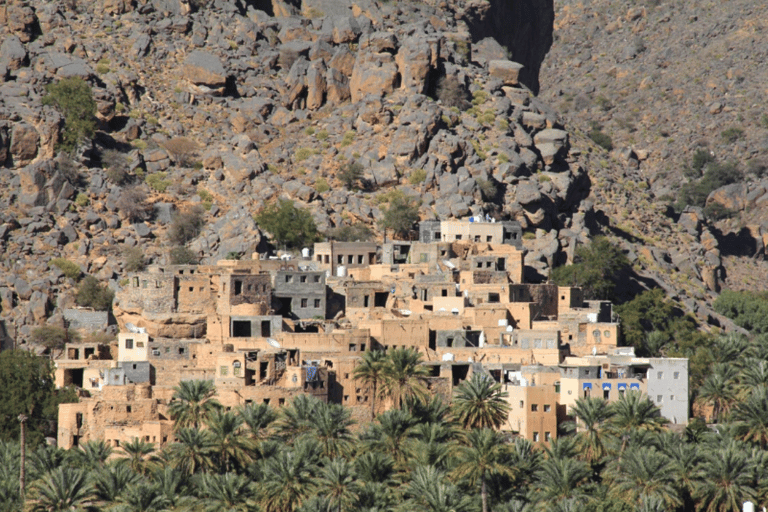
[301,247,310,258]
[336,265,347,277]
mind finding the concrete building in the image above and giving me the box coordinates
[419,219,523,248]
[273,270,327,320]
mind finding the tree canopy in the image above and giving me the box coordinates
[255,199,320,250]
[550,236,630,301]
[41,77,97,153]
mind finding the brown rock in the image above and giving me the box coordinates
[5,2,37,43]
[395,37,440,95]
[489,60,524,86]
[181,51,227,91]
[10,123,39,166]
[349,52,399,103]
[326,67,350,104]
[306,60,327,110]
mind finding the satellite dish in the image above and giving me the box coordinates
[267,338,281,349]
[442,353,454,361]
[125,323,138,333]
[451,308,459,315]
[400,310,412,316]
[506,325,514,332]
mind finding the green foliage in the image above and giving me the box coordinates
[255,199,320,249]
[477,178,498,201]
[436,74,468,109]
[74,193,89,207]
[339,161,364,191]
[721,127,744,143]
[122,246,147,272]
[0,350,78,446]
[471,90,489,106]
[550,237,629,301]
[168,206,205,245]
[340,131,356,147]
[326,223,374,242]
[316,129,329,141]
[714,290,768,334]
[169,246,198,265]
[76,276,115,310]
[675,161,741,210]
[146,172,172,193]
[41,77,97,152]
[50,258,81,280]
[30,326,81,357]
[294,148,315,162]
[703,202,736,221]
[379,191,420,239]
[103,149,132,186]
[409,169,427,185]
[315,178,330,194]
[589,129,614,151]
[692,149,715,172]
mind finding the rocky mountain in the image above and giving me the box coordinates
[0,0,761,344]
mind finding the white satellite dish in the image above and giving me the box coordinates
[267,338,281,349]
[125,323,138,333]
[451,308,459,315]
[137,327,146,334]
[400,310,412,316]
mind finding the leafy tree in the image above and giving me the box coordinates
[29,325,81,358]
[713,290,768,334]
[339,161,364,191]
[550,237,629,301]
[0,350,77,446]
[360,409,416,464]
[569,396,614,466]
[238,402,277,441]
[353,350,387,420]
[122,246,147,272]
[308,403,355,459]
[696,364,739,423]
[732,385,768,449]
[275,394,323,440]
[168,428,216,475]
[197,472,258,512]
[453,428,514,512]
[326,223,374,242]
[204,409,255,473]
[529,452,593,510]
[379,192,420,240]
[72,439,113,470]
[169,245,198,265]
[255,199,320,250]
[318,458,359,512]
[607,392,668,451]
[75,276,114,310]
[451,373,510,430]
[41,77,97,152]
[694,444,757,512]
[168,380,222,430]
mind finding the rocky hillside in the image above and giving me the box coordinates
[0,0,759,344]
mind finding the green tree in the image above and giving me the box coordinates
[380,347,430,408]
[732,385,768,448]
[169,245,198,265]
[339,161,364,191]
[604,447,681,509]
[255,199,320,250]
[694,444,757,512]
[73,439,114,469]
[406,465,475,512]
[91,464,141,506]
[529,452,592,510]
[197,472,258,512]
[569,396,614,466]
[361,409,416,464]
[550,237,629,301]
[308,403,355,459]
[41,77,97,152]
[258,448,318,512]
[75,276,115,310]
[238,402,277,441]
[0,350,77,446]
[29,325,81,359]
[451,373,511,430]
[28,467,94,512]
[318,458,359,512]
[118,437,157,476]
[379,193,420,239]
[353,350,387,420]
[326,223,374,242]
[696,364,739,423]
[204,409,255,472]
[167,380,222,430]
[452,428,515,512]
[607,392,668,453]
[168,428,216,475]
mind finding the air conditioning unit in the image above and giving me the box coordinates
[152,350,160,356]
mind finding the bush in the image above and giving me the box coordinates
[74,193,89,207]
[550,237,629,301]
[168,205,205,245]
[691,149,714,172]
[477,178,498,201]
[41,77,97,153]
[436,75,468,110]
[588,129,613,151]
[30,326,81,356]
[122,246,146,272]
[116,186,152,222]
[721,127,744,143]
[146,172,172,193]
[170,246,198,265]
[379,191,420,239]
[50,258,81,280]
[315,178,330,193]
[255,199,320,249]
[76,276,115,310]
[103,149,132,186]
[713,290,768,334]
[340,161,364,191]
[409,169,427,185]
[294,148,314,162]
[340,131,355,147]
[326,223,374,242]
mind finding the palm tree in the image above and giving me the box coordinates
[239,402,277,441]
[569,396,613,465]
[409,422,456,469]
[27,444,68,482]
[451,372,510,430]
[198,472,259,512]
[275,394,322,440]
[452,428,514,512]
[167,379,222,430]
[737,359,768,397]
[168,427,216,475]
[354,451,395,484]
[118,437,157,475]
[28,467,93,512]
[73,439,113,469]
[258,448,318,512]
[604,446,681,509]
[354,350,387,420]
[111,481,169,512]
[91,463,141,505]
[608,391,668,453]
[694,443,757,512]
[696,364,739,423]
[361,409,416,464]
[319,458,359,512]
[205,409,256,472]
[529,454,592,511]
[664,442,705,510]
[380,347,430,408]
[732,385,768,448]
[406,465,475,512]
[308,402,355,459]
[152,465,195,510]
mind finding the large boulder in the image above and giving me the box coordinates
[0,35,27,70]
[395,36,440,95]
[489,60,524,86]
[349,52,400,103]
[10,123,39,167]
[181,51,228,94]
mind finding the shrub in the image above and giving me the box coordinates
[588,129,613,151]
[168,205,205,245]
[95,59,110,75]
[340,161,364,191]
[471,90,489,106]
[50,258,81,280]
[316,130,329,141]
[74,193,89,207]
[550,237,629,301]
[76,276,115,310]
[161,137,199,167]
[340,131,355,147]
[295,148,314,162]
[304,127,315,136]
[326,223,374,242]
[436,75,468,110]
[122,246,146,272]
[315,178,330,194]
[41,77,97,152]
[146,172,171,193]
[409,169,427,185]
[225,251,242,260]
[477,178,498,201]
[255,199,320,249]
[169,246,198,265]
[691,149,714,172]
[116,186,152,222]
[30,326,81,356]
[103,149,132,186]
[721,127,744,143]
[198,189,214,210]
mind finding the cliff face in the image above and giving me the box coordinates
[456,0,554,94]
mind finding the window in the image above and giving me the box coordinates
[657,371,663,379]
[142,280,147,288]
[604,389,610,399]
[519,401,524,408]
[349,344,357,352]
[314,275,321,283]
[474,235,480,242]
[136,342,144,348]
[670,395,674,401]
[125,339,134,349]
[188,287,193,292]
[533,432,539,442]
[348,255,354,264]
[314,299,321,308]
[358,255,364,264]
[604,330,611,338]
[455,234,462,240]
[531,404,538,412]
[300,275,307,283]
[285,275,292,283]
[543,404,551,412]
[337,255,344,264]
[545,432,551,441]
[673,371,680,379]
[221,366,228,376]
[585,369,590,376]
[126,406,132,413]
[301,298,308,308]
[486,235,492,242]
[657,395,663,402]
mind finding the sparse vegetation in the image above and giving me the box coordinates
[721,127,744,143]
[436,75,469,109]
[74,193,89,207]
[409,169,427,185]
[161,137,199,167]
[41,77,97,152]
[588,127,614,151]
[379,191,420,239]
[326,223,374,242]
[122,246,147,272]
[146,172,172,193]
[550,237,630,301]
[116,186,152,222]
[50,258,82,280]
[168,205,205,245]
[315,178,330,193]
[169,246,199,265]
[75,276,115,310]
[340,161,364,191]
[340,131,356,147]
